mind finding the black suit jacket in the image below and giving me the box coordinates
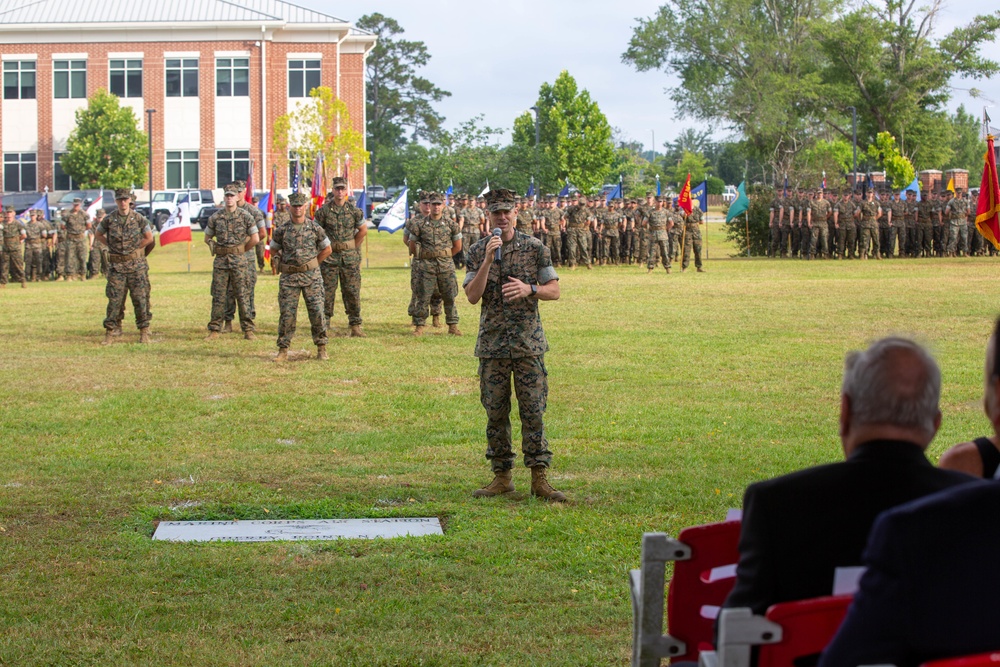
[723,439,974,615]
[819,479,997,667]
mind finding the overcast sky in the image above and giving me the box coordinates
[302,0,1000,151]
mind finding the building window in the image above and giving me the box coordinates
[165,58,198,97]
[109,59,143,98]
[288,60,321,98]
[216,150,249,188]
[53,152,75,190]
[3,61,36,100]
[54,60,87,99]
[166,151,200,190]
[216,58,249,97]
[4,153,37,191]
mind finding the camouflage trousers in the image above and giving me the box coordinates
[887,226,906,257]
[408,261,442,319]
[67,237,89,277]
[277,271,327,348]
[809,224,830,258]
[104,268,151,330]
[211,264,253,332]
[933,224,946,256]
[225,252,256,323]
[790,225,802,257]
[682,227,702,269]
[636,229,649,264]
[545,230,562,265]
[837,223,857,259]
[778,225,793,257]
[321,250,363,326]
[410,261,458,326]
[970,222,984,255]
[479,355,552,472]
[23,242,44,280]
[648,237,671,270]
[255,243,265,271]
[57,240,68,276]
[622,230,636,262]
[947,221,969,255]
[602,234,619,264]
[565,228,590,267]
[768,225,781,257]
[858,224,879,258]
[463,231,481,259]
[0,245,25,283]
[914,223,933,257]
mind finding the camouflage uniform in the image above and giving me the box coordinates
[63,209,91,279]
[0,214,26,285]
[23,214,47,281]
[602,206,622,265]
[681,207,704,270]
[404,214,444,321]
[224,201,265,325]
[808,196,832,259]
[516,207,534,236]
[636,203,651,263]
[407,212,461,326]
[946,196,971,256]
[463,205,484,260]
[314,200,365,326]
[916,199,935,257]
[464,230,558,471]
[857,199,881,259]
[932,198,947,256]
[206,207,257,332]
[542,206,563,265]
[969,203,984,256]
[888,199,908,257]
[271,214,330,349]
[836,197,857,259]
[97,207,152,330]
[564,203,592,268]
[768,197,783,258]
[646,207,672,271]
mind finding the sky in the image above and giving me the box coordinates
[301,0,1000,152]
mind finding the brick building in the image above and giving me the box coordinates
[0,0,374,194]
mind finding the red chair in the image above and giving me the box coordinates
[703,595,853,667]
[630,520,741,667]
[922,653,1000,667]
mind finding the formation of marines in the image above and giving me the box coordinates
[766,187,985,259]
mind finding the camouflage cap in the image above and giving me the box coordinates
[276,193,287,203]
[233,180,246,190]
[223,185,239,195]
[72,197,83,203]
[114,188,132,200]
[331,176,348,189]
[424,191,445,204]
[288,192,310,206]
[3,205,13,212]
[484,188,517,212]
[95,208,106,217]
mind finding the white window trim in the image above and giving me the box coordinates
[215,51,250,57]
[2,54,36,61]
[287,53,322,60]
[52,53,88,60]
[164,52,200,58]
[108,52,144,59]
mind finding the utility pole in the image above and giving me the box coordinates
[146,108,156,222]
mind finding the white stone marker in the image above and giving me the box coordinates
[152,517,443,543]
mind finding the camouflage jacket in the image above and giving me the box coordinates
[565,204,591,229]
[463,206,485,233]
[917,200,936,225]
[314,201,363,249]
[516,209,534,234]
[808,199,831,225]
[24,218,46,242]
[271,217,330,286]
[946,197,971,222]
[273,209,291,228]
[889,201,908,227]
[407,214,461,272]
[236,201,265,257]
[1,218,26,247]
[64,210,90,236]
[647,209,672,233]
[96,210,151,273]
[463,230,558,359]
[857,200,881,226]
[542,209,562,233]
[206,207,257,270]
[603,210,624,236]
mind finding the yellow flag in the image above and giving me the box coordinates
[946,177,955,193]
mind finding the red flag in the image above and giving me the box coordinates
[976,135,1000,251]
[244,159,254,205]
[264,166,276,261]
[677,173,693,214]
[311,153,325,215]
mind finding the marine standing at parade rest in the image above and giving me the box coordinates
[0,206,26,288]
[681,201,705,272]
[94,189,154,344]
[270,194,291,272]
[462,194,485,260]
[404,194,445,328]
[464,188,565,502]
[313,177,367,337]
[564,196,592,269]
[223,180,266,333]
[856,189,882,260]
[542,198,563,266]
[887,192,907,258]
[204,185,259,340]
[807,189,832,260]
[63,198,91,281]
[23,208,47,282]
[946,188,971,257]
[270,191,332,361]
[407,191,462,336]
[646,196,674,274]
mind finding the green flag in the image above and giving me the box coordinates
[725,181,750,223]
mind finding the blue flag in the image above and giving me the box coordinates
[19,194,49,222]
[656,176,661,197]
[526,182,535,198]
[378,187,408,233]
[291,159,301,194]
[356,191,367,219]
[256,193,270,212]
[782,176,788,198]
[445,181,453,205]
[900,176,921,202]
[605,183,622,205]
[725,181,750,223]
[558,182,570,197]
[690,180,708,212]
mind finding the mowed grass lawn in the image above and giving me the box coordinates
[1,223,996,665]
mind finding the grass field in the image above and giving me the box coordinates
[1,223,996,665]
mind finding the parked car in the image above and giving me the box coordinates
[55,189,116,214]
[366,184,387,202]
[134,189,215,230]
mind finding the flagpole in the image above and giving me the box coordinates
[187,239,191,273]
[746,212,751,258]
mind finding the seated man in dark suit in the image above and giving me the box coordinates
[722,337,975,617]
[819,479,995,667]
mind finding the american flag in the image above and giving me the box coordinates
[291,158,301,194]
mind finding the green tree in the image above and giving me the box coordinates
[866,132,915,189]
[724,184,773,256]
[664,150,710,188]
[512,71,614,195]
[947,105,984,186]
[61,88,146,189]
[797,139,853,189]
[272,86,368,185]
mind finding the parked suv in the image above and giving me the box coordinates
[134,189,215,230]
[56,189,116,214]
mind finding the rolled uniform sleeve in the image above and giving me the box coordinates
[536,243,558,284]
[463,239,485,288]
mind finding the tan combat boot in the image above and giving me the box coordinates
[316,345,329,360]
[448,324,462,336]
[412,325,425,336]
[244,330,256,341]
[349,325,366,338]
[205,331,219,341]
[222,321,233,333]
[472,470,514,498]
[530,467,567,502]
[139,328,151,344]
[697,267,706,273]
[101,329,114,346]
[111,326,123,337]
[432,314,441,328]
[275,348,288,362]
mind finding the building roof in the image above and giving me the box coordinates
[0,0,368,28]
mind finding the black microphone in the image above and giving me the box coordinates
[492,228,502,261]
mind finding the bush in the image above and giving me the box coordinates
[723,184,774,257]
